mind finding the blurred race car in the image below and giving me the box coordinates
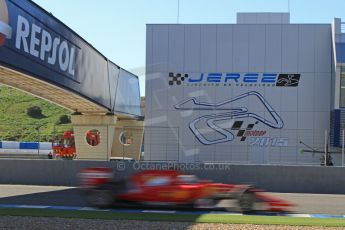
[78,168,292,213]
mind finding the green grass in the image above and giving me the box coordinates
[0,85,72,141]
[0,208,345,227]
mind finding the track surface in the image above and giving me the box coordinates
[0,185,344,215]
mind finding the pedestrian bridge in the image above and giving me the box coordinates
[0,0,141,118]
[0,0,143,160]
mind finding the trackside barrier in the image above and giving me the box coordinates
[0,141,52,150]
[1,160,345,194]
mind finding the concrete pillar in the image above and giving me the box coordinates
[71,114,117,160]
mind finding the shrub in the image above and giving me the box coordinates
[57,114,71,124]
[27,106,43,118]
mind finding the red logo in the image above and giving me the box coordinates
[0,0,11,46]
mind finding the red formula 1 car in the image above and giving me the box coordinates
[78,168,292,213]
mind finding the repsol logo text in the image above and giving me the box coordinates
[15,15,77,77]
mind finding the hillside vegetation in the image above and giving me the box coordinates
[0,85,72,142]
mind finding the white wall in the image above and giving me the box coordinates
[145,24,333,164]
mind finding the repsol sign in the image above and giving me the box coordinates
[15,15,76,77]
[0,0,78,79]
[168,72,301,87]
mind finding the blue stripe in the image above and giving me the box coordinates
[0,142,2,148]
[111,209,150,213]
[46,206,84,211]
[310,214,345,219]
[0,204,19,208]
[19,142,39,150]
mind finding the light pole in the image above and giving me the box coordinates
[36,126,40,156]
[341,127,345,167]
[177,0,180,24]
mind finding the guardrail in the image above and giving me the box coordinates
[0,141,52,158]
[0,141,52,150]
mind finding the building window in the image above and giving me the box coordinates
[119,131,133,146]
[341,65,345,107]
[86,129,101,146]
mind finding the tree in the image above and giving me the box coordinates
[27,106,44,118]
[57,114,71,124]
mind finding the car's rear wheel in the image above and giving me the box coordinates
[238,190,255,214]
[85,189,114,208]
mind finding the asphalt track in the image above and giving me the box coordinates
[0,185,344,215]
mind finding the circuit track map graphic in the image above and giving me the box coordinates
[174,91,284,145]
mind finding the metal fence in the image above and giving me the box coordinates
[138,127,345,166]
[1,123,345,166]
[142,126,179,162]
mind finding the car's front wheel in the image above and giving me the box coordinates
[85,189,114,208]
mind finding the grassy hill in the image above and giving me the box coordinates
[0,85,72,142]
